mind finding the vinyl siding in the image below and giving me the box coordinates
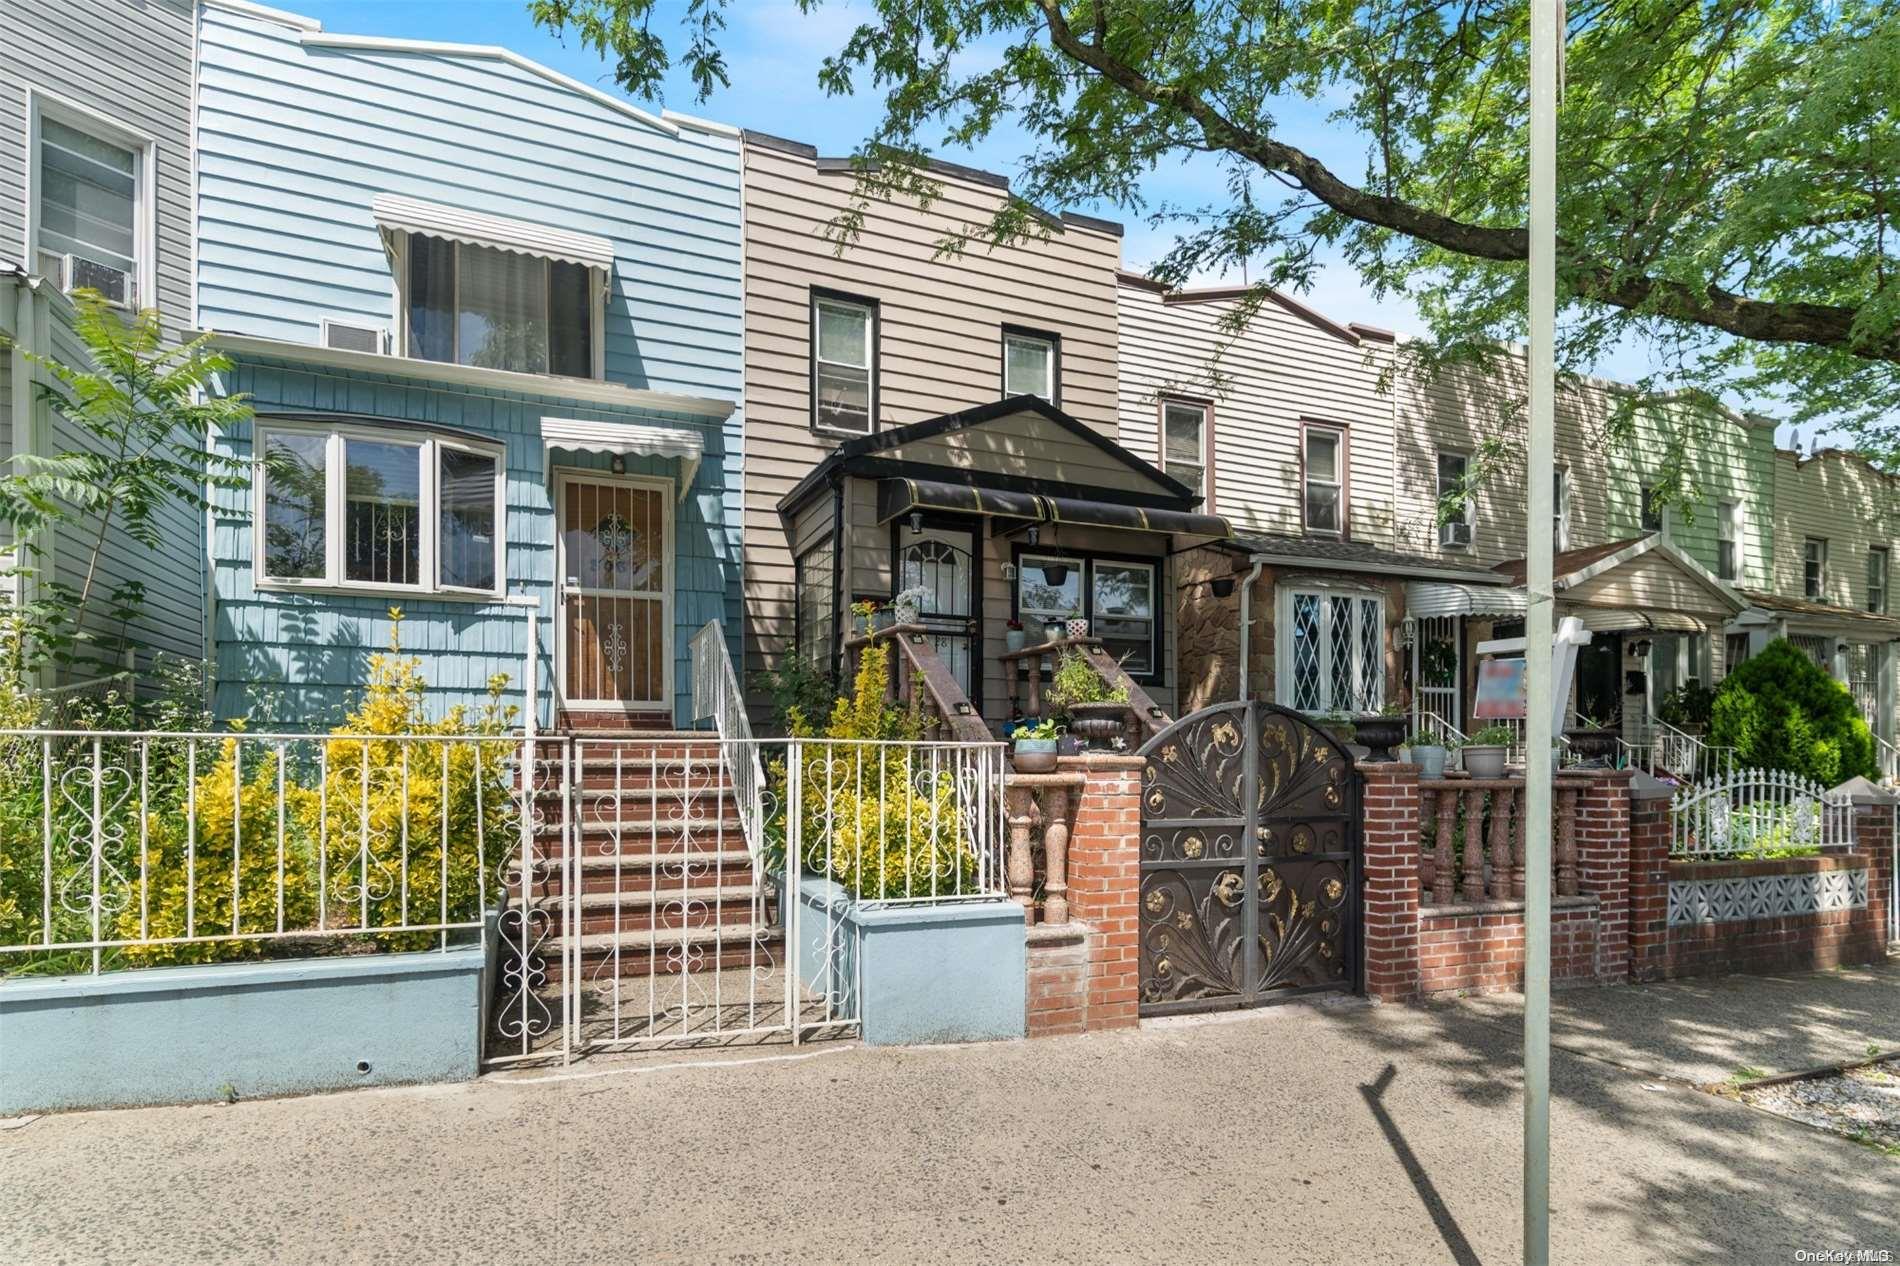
[1117,281,1398,543]
[197,6,746,725]
[1772,450,1900,610]
[741,135,1123,705]
[0,0,195,327]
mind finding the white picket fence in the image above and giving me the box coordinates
[1670,767,1852,858]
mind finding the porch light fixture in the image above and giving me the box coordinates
[1630,638,1653,659]
[1399,615,1418,647]
[610,454,626,475]
[1026,525,1040,546]
[909,511,923,535]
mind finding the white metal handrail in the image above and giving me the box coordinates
[1875,732,1900,785]
[1671,766,1852,857]
[689,620,766,861]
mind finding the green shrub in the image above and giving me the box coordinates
[753,651,837,736]
[1046,649,1127,715]
[1708,639,1877,785]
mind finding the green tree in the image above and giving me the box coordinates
[531,0,1899,491]
[0,291,252,675]
[1708,639,1878,785]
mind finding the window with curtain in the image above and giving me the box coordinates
[439,446,500,591]
[1868,547,1888,614]
[406,235,594,378]
[1002,331,1056,401]
[1717,501,1740,580]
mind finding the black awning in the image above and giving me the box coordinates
[876,478,1043,523]
[1040,495,1230,539]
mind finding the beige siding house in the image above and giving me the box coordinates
[744,134,1225,733]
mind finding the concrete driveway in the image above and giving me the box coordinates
[4,967,1898,1264]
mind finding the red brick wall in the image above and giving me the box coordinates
[1572,770,1633,982]
[1626,786,1673,982]
[1057,755,1142,1032]
[1415,899,1600,996]
[1025,924,1090,1038]
[1361,763,1421,1001]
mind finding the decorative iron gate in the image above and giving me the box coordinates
[1136,701,1361,1015]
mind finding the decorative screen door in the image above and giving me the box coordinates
[896,525,976,695]
[559,475,671,709]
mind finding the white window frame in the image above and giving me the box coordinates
[1435,449,1474,549]
[1805,537,1828,601]
[1159,398,1211,505]
[1001,330,1057,402]
[1869,546,1889,615]
[395,232,606,380]
[1553,467,1570,551]
[1303,424,1346,537]
[1276,585,1385,715]
[24,88,158,311]
[1716,500,1741,582]
[253,420,507,599]
[812,294,876,435]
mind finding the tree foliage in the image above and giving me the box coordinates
[532,0,1900,474]
[1707,639,1878,785]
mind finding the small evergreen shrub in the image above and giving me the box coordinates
[1708,639,1877,785]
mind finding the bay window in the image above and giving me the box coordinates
[1281,588,1384,714]
[405,234,596,378]
[259,422,504,596]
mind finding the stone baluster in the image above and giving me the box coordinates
[1005,784,1037,921]
[1433,786,1458,906]
[1556,783,1580,897]
[1488,785,1515,901]
[1461,788,1487,903]
[1041,787,1072,925]
[1512,784,1528,899]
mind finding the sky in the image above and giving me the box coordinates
[289,0,1804,441]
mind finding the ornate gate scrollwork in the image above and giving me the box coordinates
[1137,701,1360,1014]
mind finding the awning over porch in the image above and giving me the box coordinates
[542,416,702,499]
[1570,607,1711,633]
[1405,581,1527,619]
[1737,589,1900,640]
[875,476,1229,539]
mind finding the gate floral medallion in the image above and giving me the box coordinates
[1137,702,1359,1014]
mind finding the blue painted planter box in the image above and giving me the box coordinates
[0,947,488,1114]
[791,874,1026,1046]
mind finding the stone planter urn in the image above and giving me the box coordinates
[1352,715,1406,763]
[1012,737,1059,773]
[1564,726,1620,761]
[1065,702,1128,748]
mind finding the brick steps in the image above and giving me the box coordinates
[544,924,783,984]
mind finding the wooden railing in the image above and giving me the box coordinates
[997,636,1172,743]
[1417,774,1590,906]
[844,623,993,744]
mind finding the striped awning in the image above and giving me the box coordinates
[542,417,701,499]
[875,477,1228,539]
[1570,607,1711,634]
[373,194,616,271]
[1404,581,1526,619]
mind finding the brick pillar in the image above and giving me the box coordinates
[1570,769,1633,983]
[1063,755,1143,1031]
[1360,762,1421,1002]
[1850,796,1895,959]
[1626,781,1674,982]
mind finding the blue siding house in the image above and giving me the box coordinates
[195,0,745,728]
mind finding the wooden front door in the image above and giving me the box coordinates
[559,474,671,711]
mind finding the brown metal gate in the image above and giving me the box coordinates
[1136,701,1361,1015]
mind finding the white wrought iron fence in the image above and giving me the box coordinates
[1670,766,1853,858]
[0,728,522,979]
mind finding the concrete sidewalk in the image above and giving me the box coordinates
[4,969,1898,1264]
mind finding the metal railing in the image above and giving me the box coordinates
[1670,767,1852,858]
[1619,718,1735,782]
[1875,732,1900,785]
[0,728,521,978]
[688,620,767,859]
[783,737,1008,905]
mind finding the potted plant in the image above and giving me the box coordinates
[1005,618,1027,652]
[1048,649,1130,747]
[1564,712,1620,760]
[1010,718,1061,772]
[1407,729,1450,779]
[893,585,930,626]
[1352,704,1408,763]
[1065,616,1090,641]
[1042,618,1066,645]
[1461,724,1515,778]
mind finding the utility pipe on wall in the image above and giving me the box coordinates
[1236,559,1266,701]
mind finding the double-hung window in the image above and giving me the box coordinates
[31,95,151,308]
[813,293,876,434]
[1304,425,1345,535]
[1281,588,1384,714]
[1869,547,1889,614]
[1002,329,1058,402]
[1805,537,1828,600]
[405,235,596,378]
[1436,451,1473,548]
[1160,399,1210,500]
[1641,486,1665,533]
[1553,469,1569,551]
[1015,554,1160,680]
[258,423,505,596]
[1716,501,1740,581]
